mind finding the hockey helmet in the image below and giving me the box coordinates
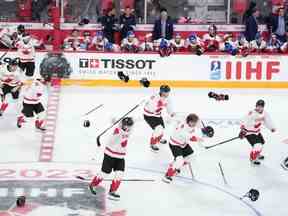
[17,25,25,34]
[122,117,134,127]
[186,114,199,124]
[256,99,265,107]
[159,85,171,94]
[188,33,197,43]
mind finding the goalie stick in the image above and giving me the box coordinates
[75,175,155,182]
[96,100,145,147]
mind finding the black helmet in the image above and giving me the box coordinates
[186,113,199,124]
[9,58,18,66]
[122,117,134,127]
[256,99,265,107]
[159,85,171,94]
[17,25,25,34]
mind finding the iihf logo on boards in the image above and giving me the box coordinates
[210,61,221,80]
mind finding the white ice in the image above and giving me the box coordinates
[1,86,288,216]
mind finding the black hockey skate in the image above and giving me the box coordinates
[150,145,159,152]
[258,155,265,160]
[162,175,173,183]
[160,139,167,144]
[108,191,120,201]
[251,160,261,165]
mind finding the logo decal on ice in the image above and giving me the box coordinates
[0,180,126,216]
[210,61,221,80]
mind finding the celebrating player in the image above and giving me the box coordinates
[202,24,222,51]
[163,114,203,183]
[0,24,25,48]
[143,85,175,152]
[17,77,47,130]
[239,100,276,165]
[89,117,134,201]
[170,33,185,52]
[0,59,23,116]
[15,33,42,77]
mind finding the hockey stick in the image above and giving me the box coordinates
[96,100,145,146]
[218,162,228,185]
[75,175,155,182]
[187,163,195,179]
[205,136,239,149]
[83,104,104,116]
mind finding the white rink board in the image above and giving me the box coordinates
[1,51,288,82]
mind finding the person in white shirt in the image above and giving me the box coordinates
[89,117,134,201]
[15,33,42,77]
[17,77,47,130]
[239,100,276,165]
[121,31,140,53]
[0,59,23,116]
[143,85,175,152]
[170,33,185,52]
[163,114,204,183]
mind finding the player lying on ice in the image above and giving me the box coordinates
[163,113,213,183]
[89,117,134,201]
[239,100,276,165]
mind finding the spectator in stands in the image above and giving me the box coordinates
[152,8,174,41]
[268,6,288,43]
[100,8,118,43]
[244,8,260,42]
[63,29,84,51]
[120,6,136,40]
[31,0,52,22]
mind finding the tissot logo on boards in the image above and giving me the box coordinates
[79,58,100,68]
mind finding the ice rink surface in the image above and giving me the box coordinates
[1,86,288,216]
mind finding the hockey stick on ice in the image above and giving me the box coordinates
[75,175,155,182]
[205,136,239,149]
[96,100,145,147]
[83,104,104,116]
[187,163,195,179]
[218,162,228,185]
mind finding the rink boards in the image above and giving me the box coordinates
[2,51,288,88]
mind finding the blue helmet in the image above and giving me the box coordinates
[104,42,113,50]
[188,33,197,42]
[159,38,168,49]
[255,32,261,40]
[96,31,103,38]
[127,31,135,38]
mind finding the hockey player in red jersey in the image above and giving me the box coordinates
[239,100,276,165]
[163,114,203,183]
[143,85,175,152]
[89,117,134,200]
[0,59,23,116]
[17,77,47,130]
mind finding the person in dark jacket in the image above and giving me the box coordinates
[268,7,288,43]
[152,8,174,41]
[100,8,118,43]
[120,6,136,40]
[244,8,259,42]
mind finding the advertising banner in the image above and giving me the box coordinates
[0,51,287,82]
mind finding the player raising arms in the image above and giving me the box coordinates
[17,77,47,131]
[239,100,276,165]
[89,117,134,201]
[143,85,175,152]
[0,59,23,116]
[163,114,203,183]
